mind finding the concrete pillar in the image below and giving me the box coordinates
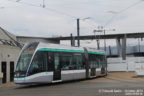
[97,40,100,49]
[70,33,75,46]
[116,38,121,57]
[72,37,75,46]
[109,46,112,56]
[122,34,127,60]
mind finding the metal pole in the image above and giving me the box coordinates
[94,31,99,49]
[109,46,111,56]
[70,33,73,46]
[104,30,106,52]
[116,38,121,57]
[97,40,100,49]
[98,33,100,49]
[70,33,75,46]
[42,0,45,8]
[77,18,80,47]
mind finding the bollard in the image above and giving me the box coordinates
[0,73,3,85]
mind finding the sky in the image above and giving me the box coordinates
[0,0,144,47]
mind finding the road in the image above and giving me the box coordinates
[0,72,144,96]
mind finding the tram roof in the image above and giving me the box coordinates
[37,42,105,54]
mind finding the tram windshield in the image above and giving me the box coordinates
[15,42,39,77]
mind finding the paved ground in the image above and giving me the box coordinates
[1,72,144,96]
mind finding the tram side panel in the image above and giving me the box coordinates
[61,53,86,81]
[14,42,107,84]
[72,53,86,80]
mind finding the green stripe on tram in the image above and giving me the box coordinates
[14,77,25,79]
[38,48,84,53]
[88,51,105,55]
[38,48,105,55]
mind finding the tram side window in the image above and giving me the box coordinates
[89,54,97,68]
[28,51,48,75]
[100,56,106,67]
[54,53,60,70]
[89,54,102,68]
[61,53,73,70]
[73,54,84,69]
[96,55,101,68]
[47,52,54,71]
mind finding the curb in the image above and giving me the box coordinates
[0,82,14,87]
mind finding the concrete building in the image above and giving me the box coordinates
[0,27,21,84]
[16,36,60,45]
[0,45,21,83]
[0,27,60,84]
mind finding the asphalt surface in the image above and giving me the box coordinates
[0,72,144,96]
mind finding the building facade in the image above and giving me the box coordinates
[0,45,21,83]
[0,27,21,84]
[16,36,60,44]
[0,27,60,84]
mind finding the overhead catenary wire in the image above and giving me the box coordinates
[6,0,144,36]
[8,0,100,34]
[6,0,105,29]
[70,0,144,30]
[81,0,144,30]
[8,0,77,19]
[6,0,132,30]
[103,0,144,27]
[81,0,144,46]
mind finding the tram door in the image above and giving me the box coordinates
[53,53,61,81]
[90,68,96,76]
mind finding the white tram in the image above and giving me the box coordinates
[14,42,107,84]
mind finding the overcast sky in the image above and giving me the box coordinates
[0,0,144,47]
[1,0,144,36]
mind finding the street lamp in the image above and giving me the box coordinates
[93,29,102,50]
[77,17,91,47]
[93,27,115,51]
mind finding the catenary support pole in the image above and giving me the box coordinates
[77,18,80,47]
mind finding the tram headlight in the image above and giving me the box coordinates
[14,73,20,77]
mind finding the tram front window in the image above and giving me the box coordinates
[15,42,39,77]
[28,51,48,76]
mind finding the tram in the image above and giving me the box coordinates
[14,42,107,84]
